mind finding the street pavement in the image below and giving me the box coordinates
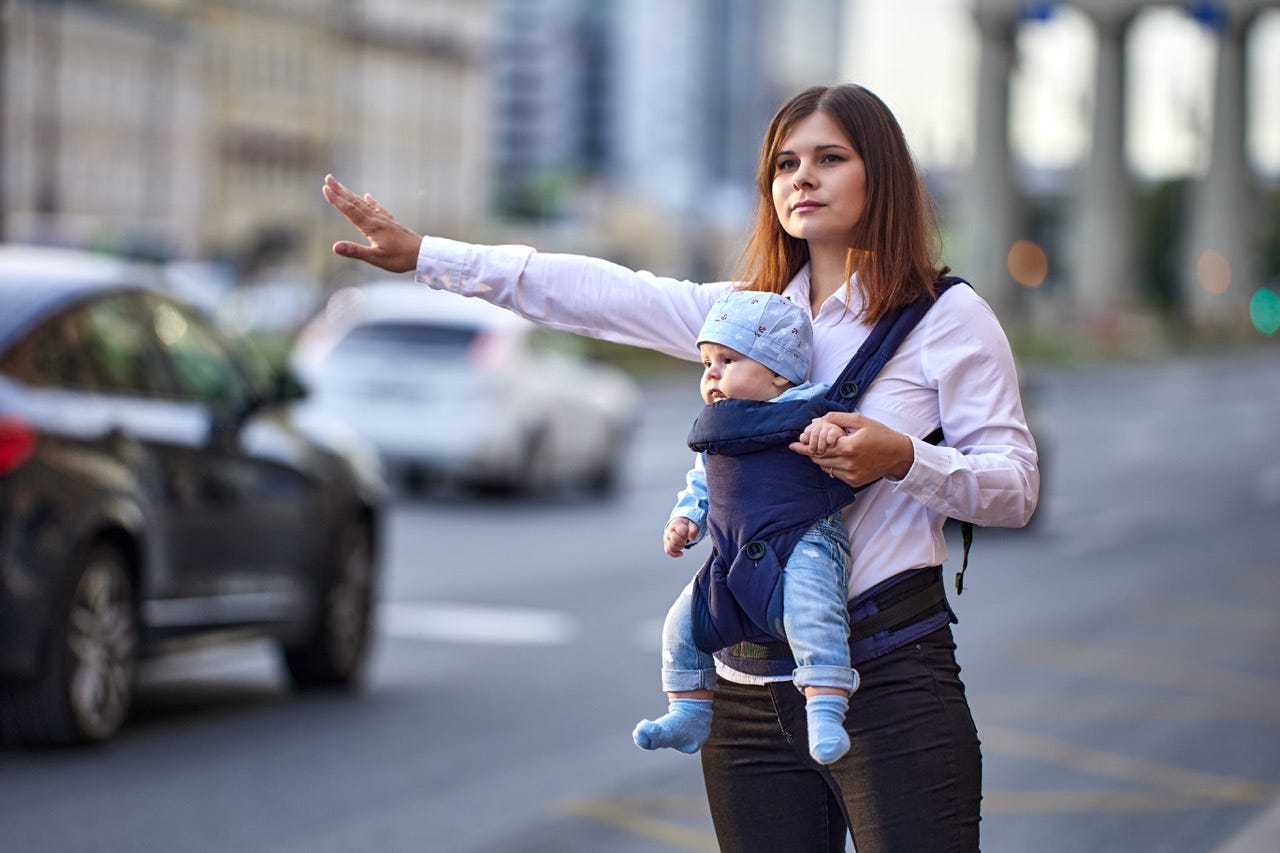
[1,347,1277,852]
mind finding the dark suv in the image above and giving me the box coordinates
[0,246,386,745]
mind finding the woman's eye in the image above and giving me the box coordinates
[822,154,844,164]
[776,158,798,172]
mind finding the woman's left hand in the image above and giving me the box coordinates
[790,412,915,487]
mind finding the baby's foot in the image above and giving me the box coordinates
[806,694,850,765]
[632,698,713,754]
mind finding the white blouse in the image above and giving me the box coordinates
[415,236,1039,601]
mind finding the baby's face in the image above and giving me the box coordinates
[698,342,792,405]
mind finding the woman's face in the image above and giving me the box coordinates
[770,110,867,250]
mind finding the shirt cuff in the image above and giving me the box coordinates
[415,235,470,290]
[415,235,537,300]
[887,434,947,505]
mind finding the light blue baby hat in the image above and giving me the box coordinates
[697,291,813,385]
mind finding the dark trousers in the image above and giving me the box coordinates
[700,625,981,853]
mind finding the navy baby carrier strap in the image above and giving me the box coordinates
[689,277,967,656]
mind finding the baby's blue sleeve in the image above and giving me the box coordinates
[668,452,709,546]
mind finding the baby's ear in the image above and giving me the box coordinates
[772,373,794,390]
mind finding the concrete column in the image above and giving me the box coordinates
[958,6,1022,323]
[1070,7,1137,317]
[1182,7,1257,325]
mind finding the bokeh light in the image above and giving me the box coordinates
[1195,249,1232,294]
[1007,240,1049,288]
[1250,287,1280,335]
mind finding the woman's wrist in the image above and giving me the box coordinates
[885,433,915,481]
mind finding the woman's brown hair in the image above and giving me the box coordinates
[735,84,949,323]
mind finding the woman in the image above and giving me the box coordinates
[324,83,1038,852]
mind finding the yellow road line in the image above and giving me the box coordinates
[559,798,718,851]
[972,693,1279,725]
[982,725,1279,804]
[1130,600,1277,634]
[1009,643,1280,709]
[984,788,1223,814]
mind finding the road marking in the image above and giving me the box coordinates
[1130,599,1277,634]
[973,693,1279,725]
[559,797,717,851]
[379,602,576,645]
[982,725,1280,805]
[634,617,663,650]
[984,788,1226,814]
[1009,642,1280,710]
[1213,796,1280,853]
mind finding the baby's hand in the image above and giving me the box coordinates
[800,419,849,456]
[663,518,700,557]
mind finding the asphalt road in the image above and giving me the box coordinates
[1,348,1277,853]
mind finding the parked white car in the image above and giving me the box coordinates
[291,283,641,496]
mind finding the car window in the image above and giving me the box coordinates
[75,294,173,397]
[228,334,280,401]
[0,310,97,389]
[148,297,251,410]
[335,322,481,350]
[331,322,480,360]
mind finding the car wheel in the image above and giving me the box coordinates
[282,521,374,688]
[0,544,137,746]
[583,458,620,498]
[583,422,630,498]
[516,426,553,496]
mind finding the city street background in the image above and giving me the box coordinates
[2,1,1279,850]
[2,350,1277,852]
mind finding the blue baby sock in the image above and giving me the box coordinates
[806,694,851,765]
[632,698,713,754]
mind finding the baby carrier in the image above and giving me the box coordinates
[687,276,969,657]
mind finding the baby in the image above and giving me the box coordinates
[634,290,858,765]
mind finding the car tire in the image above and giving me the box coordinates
[516,426,552,496]
[583,459,620,498]
[281,520,374,689]
[0,543,137,746]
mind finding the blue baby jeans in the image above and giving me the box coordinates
[660,515,856,694]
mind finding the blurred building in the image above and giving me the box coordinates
[1,0,1271,336]
[490,0,605,219]
[958,0,1273,330]
[487,0,842,280]
[335,0,492,267]
[0,0,492,283]
[1,0,206,258]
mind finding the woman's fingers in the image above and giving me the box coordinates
[322,174,365,220]
[322,173,421,273]
[789,412,912,486]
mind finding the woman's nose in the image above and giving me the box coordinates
[792,165,815,189]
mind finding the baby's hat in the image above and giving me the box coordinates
[697,290,812,385]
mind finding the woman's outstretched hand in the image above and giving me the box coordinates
[791,412,914,487]
[322,174,422,273]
